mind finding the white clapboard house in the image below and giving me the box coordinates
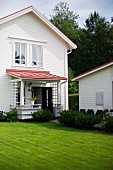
[72,61,113,113]
[0,6,77,119]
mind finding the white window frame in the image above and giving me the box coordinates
[30,42,43,67]
[13,40,27,66]
[12,37,44,67]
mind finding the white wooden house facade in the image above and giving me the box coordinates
[0,6,77,119]
[72,61,113,113]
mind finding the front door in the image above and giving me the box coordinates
[42,87,53,113]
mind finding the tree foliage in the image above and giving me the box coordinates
[68,67,78,94]
[69,11,113,75]
[50,1,79,41]
[50,2,113,89]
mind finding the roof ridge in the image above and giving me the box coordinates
[0,6,32,21]
[72,60,113,81]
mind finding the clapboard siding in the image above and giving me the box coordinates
[0,13,66,75]
[0,12,68,111]
[79,66,112,112]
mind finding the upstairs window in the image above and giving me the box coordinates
[15,42,26,65]
[31,44,43,67]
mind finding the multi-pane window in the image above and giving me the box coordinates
[15,43,26,65]
[32,44,43,66]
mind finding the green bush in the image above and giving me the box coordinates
[74,114,102,130]
[0,111,7,122]
[59,110,77,127]
[7,108,18,122]
[104,117,113,133]
[59,110,102,129]
[69,94,79,111]
[32,109,53,122]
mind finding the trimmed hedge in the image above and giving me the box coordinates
[69,94,79,111]
[0,111,7,122]
[104,116,113,133]
[32,109,53,122]
[7,108,18,122]
[59,110,102,130]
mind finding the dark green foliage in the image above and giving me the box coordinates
[69,11,113,76]
[59,110,77,127]
[32,109,53,122]
[69,94,79,110]
[0,111,7,122]
[68,67,78,94]
[74,114,102,130]
[59,110,102,129]
[50,1,79,42]
[7,108,18,122]
[104,117,113,133]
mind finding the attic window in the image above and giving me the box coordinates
[96,92,104,106]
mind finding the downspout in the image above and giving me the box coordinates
[65,47,72,110]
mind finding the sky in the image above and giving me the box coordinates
[0,0,113,27]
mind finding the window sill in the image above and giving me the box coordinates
[12,65,44,69]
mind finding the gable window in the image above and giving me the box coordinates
[96,92,104,106]
[31,44,43,67]
[15,42,26,65]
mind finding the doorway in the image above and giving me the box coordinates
[42,87,53,113]
[32,87,53,113]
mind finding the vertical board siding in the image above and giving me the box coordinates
[0,12,68,111]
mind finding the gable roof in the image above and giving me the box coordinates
[0,6,77,50]
[72,60,113,81]
[6,69,67,80]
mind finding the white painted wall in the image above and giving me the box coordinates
[79,66,113,112]
[0,12,68,111]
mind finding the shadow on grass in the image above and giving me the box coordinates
[37,121,105,134]
[18,119,113,136]
[36,121,113,137]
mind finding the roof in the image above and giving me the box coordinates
[72,60,113,81]
[6,69,67,80]
[0,6,77,50]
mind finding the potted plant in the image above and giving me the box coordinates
[28,96,37,105]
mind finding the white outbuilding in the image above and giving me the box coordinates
[72,60,113,113]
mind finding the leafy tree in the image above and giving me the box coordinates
[68,67,78,94]
[50,1,79,41]
[69,11,113,75]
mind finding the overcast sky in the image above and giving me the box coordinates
[0,0,113,27]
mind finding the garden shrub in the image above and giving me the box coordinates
[74,113,102,129]
[104,117,113,133]
[59,110,77,127]
[59,110,102,130]
[69,94,79,111]
[32,109,53,122]
[0,111,7,122]
[7,108,18,122]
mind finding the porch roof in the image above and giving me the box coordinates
[6,69,67,80]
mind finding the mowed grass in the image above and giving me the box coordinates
[0,122,113,170]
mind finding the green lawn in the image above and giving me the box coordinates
[0,122,113,170]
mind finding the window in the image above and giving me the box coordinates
[12,38,44,67]
[32,44,43,66]
[96,92,104,106]
[15,42,26,65]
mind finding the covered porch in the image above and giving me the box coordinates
[6,69,67,119]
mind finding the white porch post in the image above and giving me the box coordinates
[20,80,24,105]
[57,81,61,105]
